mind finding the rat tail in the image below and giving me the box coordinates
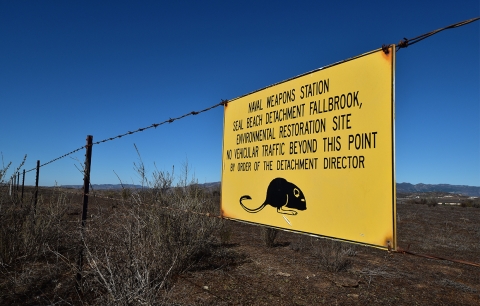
[239,195,266,213]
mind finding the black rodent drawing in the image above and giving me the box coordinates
[239,177,306,215]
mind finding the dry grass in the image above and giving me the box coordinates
[1,155,479,305]
[312,238,356,272]
[0,154,224,305]
[261,227,279,248]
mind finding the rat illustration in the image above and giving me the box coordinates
[239,177,306,215]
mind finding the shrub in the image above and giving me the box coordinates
[312,238,356,272]
[80,155,222,304]
[0,188,68,265]
[427,199,438,207]
[261,227,279,247]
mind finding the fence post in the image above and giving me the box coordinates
[21,169,25,203]
[34,160,40,216]
[76,135,93,285]
[16,172,20,200]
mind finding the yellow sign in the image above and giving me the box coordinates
[221,46,396,250]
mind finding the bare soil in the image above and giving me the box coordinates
[1,188,479,305]
[166,203,480,305]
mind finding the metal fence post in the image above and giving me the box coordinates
[16,172,20,200]
[21,169,25,203]
[34,160,40,216]
[77,135,93,284]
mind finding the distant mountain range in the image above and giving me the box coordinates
[61,184,144,190]
[60,182,480,197]
[396,183,479,197]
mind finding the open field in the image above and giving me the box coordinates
[1,186,479,305]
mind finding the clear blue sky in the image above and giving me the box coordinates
[1,1,479,187]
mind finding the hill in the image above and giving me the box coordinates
[60,182,479,197]
[396,183,480,197]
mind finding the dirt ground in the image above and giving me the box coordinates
[1,188,479,305]
[166,203,480,305]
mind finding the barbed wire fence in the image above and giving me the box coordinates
[3,17,480,278]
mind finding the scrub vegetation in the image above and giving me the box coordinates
[0,157,479,305]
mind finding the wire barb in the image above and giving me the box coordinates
[24,99,227,172]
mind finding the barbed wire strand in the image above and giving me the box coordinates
[390,245,480,268]
[26,184,480,268]
[22,18,480,173]
[24,99,228,173]
[394,16,479,51]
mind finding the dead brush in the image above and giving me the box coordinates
[80,150,222,304]
[0,185,69,304]
[261,227,279,247]
[0,155,67,266]
[312,238,356,272]
[81,203,177,304]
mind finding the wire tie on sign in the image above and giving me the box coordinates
[381,44,390,54]
[398,38,409,49]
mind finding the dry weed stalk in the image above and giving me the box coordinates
[313,238,356,272]
[79,149,222,304]
[262,227,279,248]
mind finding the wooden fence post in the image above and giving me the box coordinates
[76,135,93,285]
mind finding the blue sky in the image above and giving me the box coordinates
[1,1,479,187]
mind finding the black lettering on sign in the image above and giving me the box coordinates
[236,128,276,145]
[233,120,243,131]
[235,146,259,159]
[332,114,351,131]
[237,162,251,171]
[267,89,296,107]
[278,119,325,138]
[348,132,377,150]
[328,91,360,111]
[276,158,318,170]
[323,136,341,152]
[248,99,263,113]
[323,156,365,169]
[309,92,361,115]
[262,142,285,157]
[266,95,275,108]
[289,139,318,154]
[300,79,329,99]
[265,104,305,124]
[263,160,273,170]
[246,114,263,128]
